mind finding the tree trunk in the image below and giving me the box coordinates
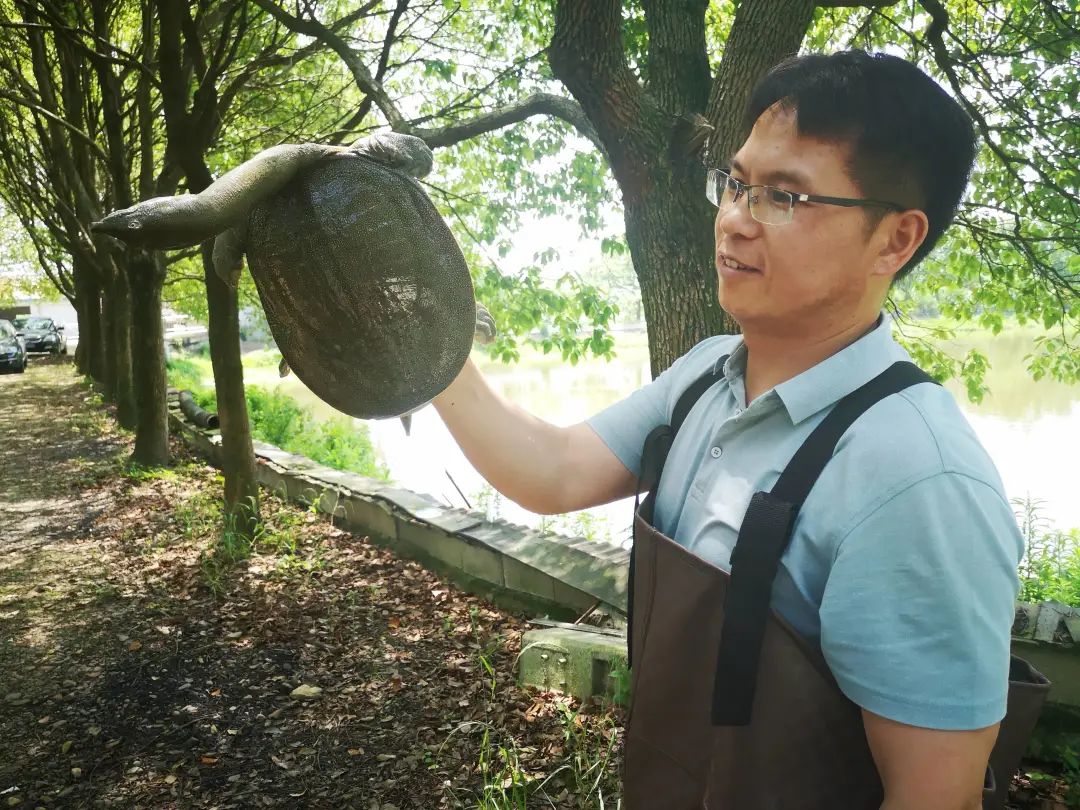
[98,275,115,398]
[127,249,170,466]
[625,176,734,375]
[157,0,260,536]
[107,267,137,429]
[73,262,103,381]
[201,243,259,534]
[550,0,820,374]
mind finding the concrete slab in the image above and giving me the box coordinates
[551,578,600,616]
[380,486,444,515]
[1012,638,1080,707]
[519,627,628,703]
[1036,602,1078,642]
[503,557,557,603]
[461,541,505,588]
[396,518,465,569]
[338,493,397,542]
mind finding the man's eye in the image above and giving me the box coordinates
[767,187,790,205]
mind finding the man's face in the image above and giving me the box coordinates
[714,105,889,337]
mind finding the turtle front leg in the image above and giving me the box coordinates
[473,302,496,345]
[211,221,248,288]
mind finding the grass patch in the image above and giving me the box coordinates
[165,353,388,480]
[1016,496,1080,607]
[241,348,285,369]
[246,385,387,479]
[441,698,623,809]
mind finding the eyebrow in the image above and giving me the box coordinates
[728,157,813,190]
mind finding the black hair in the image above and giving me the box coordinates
[742,50,977,280]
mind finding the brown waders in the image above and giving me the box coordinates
[624,360,1051,810]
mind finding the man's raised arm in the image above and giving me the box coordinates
[432,358,636,515]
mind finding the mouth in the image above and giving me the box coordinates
[717,252,761,274]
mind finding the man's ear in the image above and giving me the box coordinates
[872,209,929,280]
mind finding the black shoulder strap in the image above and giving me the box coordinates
[629,356,726,668]
[711,360,937,725]
[636,358,727,499]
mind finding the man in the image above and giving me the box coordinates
[434,51,1024,809]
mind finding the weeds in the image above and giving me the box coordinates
[473,484,504,522]
[440,631,624,810]
[166,351,389,480]
[1015,496,1080,607]
[441,699,623,810]
[474,725,536,809]
[197,506,256,598]
[557,702,622,808]
[539,512,613,545]
[1025,744,1080,806]
[174,491,220,543]
[608,658,631,707]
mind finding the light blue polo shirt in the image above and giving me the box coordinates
[588,316,1024,730]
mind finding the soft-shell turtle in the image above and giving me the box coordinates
[92,133,493,420]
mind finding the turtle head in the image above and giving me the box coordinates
[92,196,219,249]
[92,198,171,243]
[348,132,433,179]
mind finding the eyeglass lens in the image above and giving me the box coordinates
[707,170,794,225]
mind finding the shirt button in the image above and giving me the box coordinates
[710,446,723,459]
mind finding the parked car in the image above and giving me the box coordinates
[0,319,27,373]
[13,315,67,355]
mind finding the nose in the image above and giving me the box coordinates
[715,193,760,242]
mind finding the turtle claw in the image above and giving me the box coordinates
[348,132,433,179]
[473,303,497,345]
[212,224,247,288]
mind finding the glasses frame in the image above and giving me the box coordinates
[707,168,906,225]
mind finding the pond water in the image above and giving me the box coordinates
[245,325,1080,545]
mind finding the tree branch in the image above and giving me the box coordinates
[0,88,109,163]
[549,0,663,193]
[704,0,817,164]
[815,0,904,6]
[641,0,711,115]
[250,0,409,130]
[417,92,602,152]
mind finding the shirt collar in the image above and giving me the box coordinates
[773,314,910,424]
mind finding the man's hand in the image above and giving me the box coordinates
[863,710,997,810]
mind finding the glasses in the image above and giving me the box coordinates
[706,168,905,226]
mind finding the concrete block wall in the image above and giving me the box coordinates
[166,400,627,623]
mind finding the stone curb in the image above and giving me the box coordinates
[166,400,627,623]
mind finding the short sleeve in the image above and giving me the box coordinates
[586,336,735,478]
[819,472,1024,730]
[586,361,680,478]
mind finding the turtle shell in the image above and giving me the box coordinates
[246,153,474,419]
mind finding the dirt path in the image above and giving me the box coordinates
[0,363,622,809]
